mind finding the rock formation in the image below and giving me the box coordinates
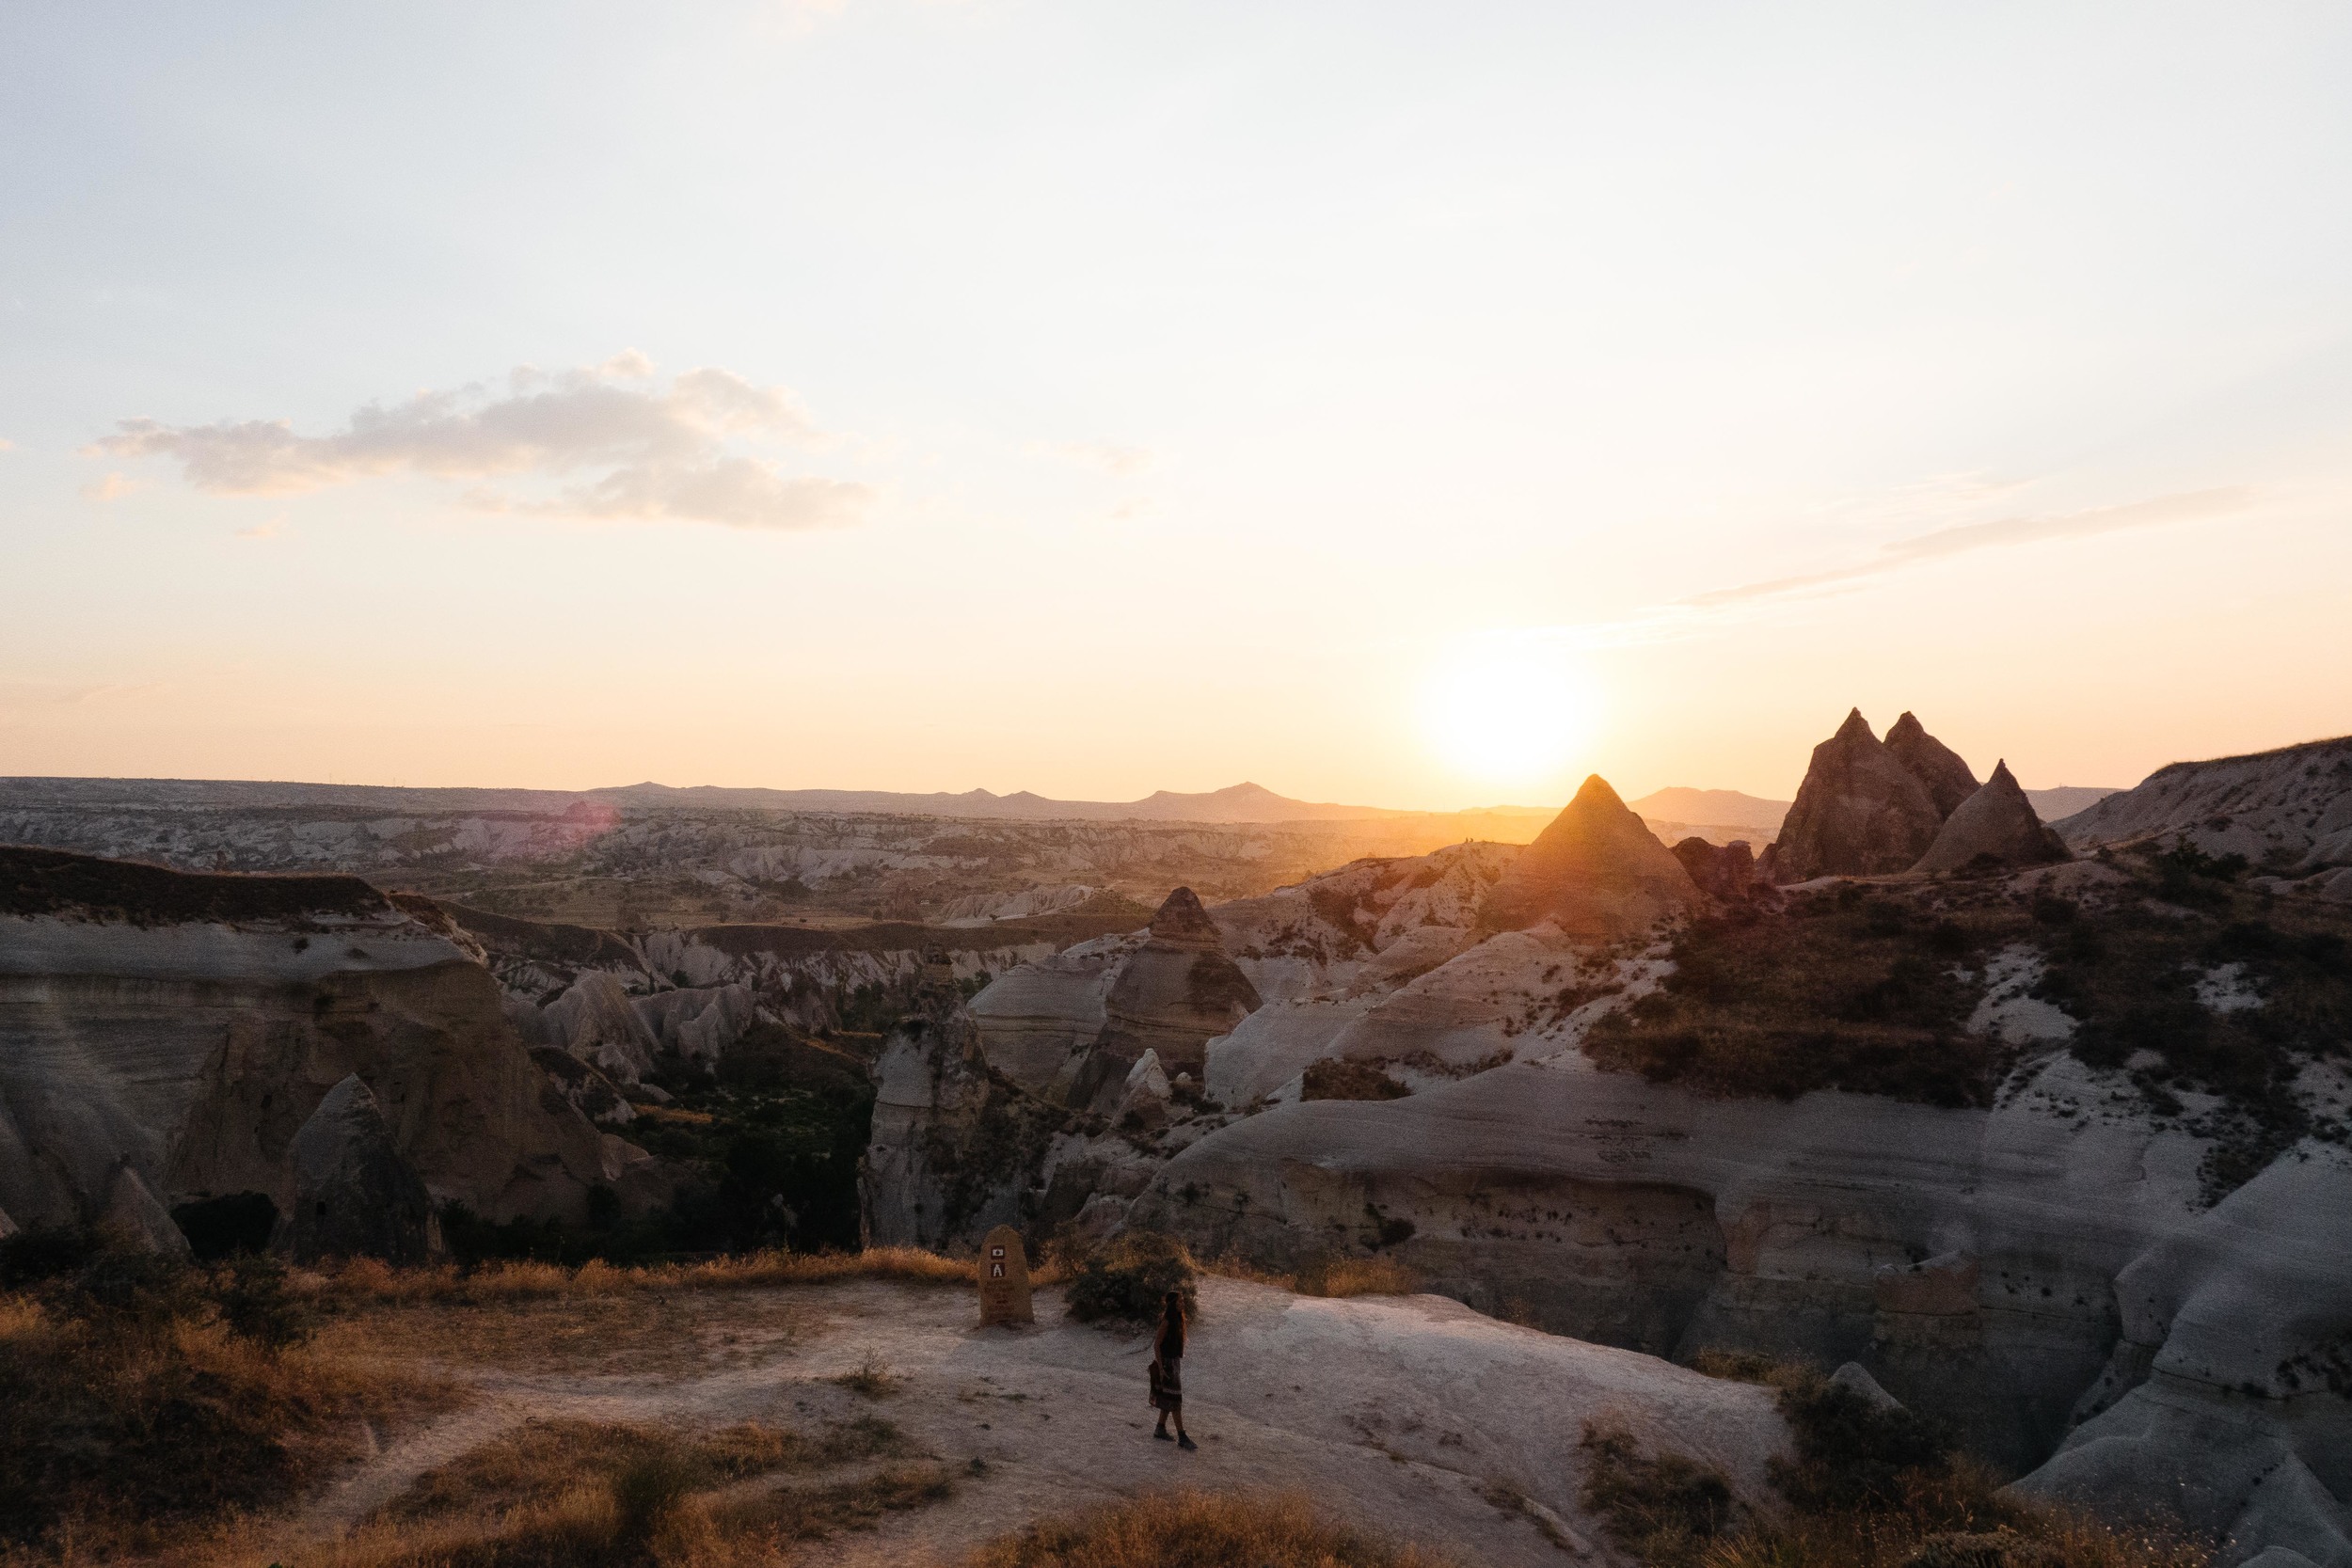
[2013,1148,2352,1565]
[1673,837,1760,904]
[100,1162,193,1258]
[2055,733,2352,872]
[1481,775,1703,938]
[1883,711,1981,819]
[966,931,1145,1102]
[1080,888,1260,1108]
[1912,762,2073,875]
[0,846,655,1233]
[1761,710,1948,880]
[272,1074,437,1264]
[859,989,1079,1251]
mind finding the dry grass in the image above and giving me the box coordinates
[1575,1388,2213,1568]
[305,1247,1032,1376]
[300,1246,986,1307]
[310,1287,786,1377]
[1293,1255,1422,1298]
[230,1416,933,1568]
[1700,1478,2211,1568]
[832,1351,898,1398]
[961,1489,1461,1567]
[1194,1250,1422,1299]
[0,1296,455,1560]
[380,1417,901,1524]
[707,1464,956,1543]
[1578,1419,1740,1568]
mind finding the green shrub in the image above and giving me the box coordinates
[1770,1370,1952,1513]
[1064,1232,1198,1325]
[1579,1420,1740,1568]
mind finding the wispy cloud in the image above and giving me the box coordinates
[1679,487,2252,609]
[0,679,169,713]
[1507,484,2256,655]
[93,353,874,531]
[1029,438,1155,477]
[81,472,144,502]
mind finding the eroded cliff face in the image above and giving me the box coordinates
[0,847,652,1233]
[1126,1050,2212,1471]
[2057,732,2352,875]
[858,990,1088,1252]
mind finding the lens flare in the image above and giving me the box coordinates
[1419,641,1597,793]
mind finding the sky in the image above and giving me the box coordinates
[4,1,2350,811]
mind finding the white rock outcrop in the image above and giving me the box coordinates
[0,847,654,1234]
[2057,735,2352,869]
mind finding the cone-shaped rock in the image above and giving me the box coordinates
[1761,709,1945,881]
[1081,887,1261,1109]
[1482,775,1703,938]
[1883,711,1980,820]
[272,1074,437,1264]
[1144,885,1224,949]
[1673,836,1758,904]
[1912,761,2073,875]
[101,1163,193,1259]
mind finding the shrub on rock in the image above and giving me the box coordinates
[1063,1231,1198,1325]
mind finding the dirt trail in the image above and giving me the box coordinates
[255,1276,1788,1567]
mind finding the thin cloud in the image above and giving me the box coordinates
[81,472,143,502]
[93,354,872,531]
[1504,483,2257,656]
[1029,438,1155,477]
[0,680,169,712]
[1682,487,2251,609]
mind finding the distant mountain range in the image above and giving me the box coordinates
[1623,784,2120,842]
[0,776,1555,827]
[0,775,2116,830]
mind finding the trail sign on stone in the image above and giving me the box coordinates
[977,1225,1033,1325]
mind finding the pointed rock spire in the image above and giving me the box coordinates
[1147,886,1223,948]
[1761,710,1944,881]
[1482,774,1703,937]
[272,1074,437,1264]
[1883,712,1980,820]
[1080,886,1260,1111]
[1911,760,2073,875]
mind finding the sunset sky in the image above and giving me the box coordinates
[4,3,2349,810]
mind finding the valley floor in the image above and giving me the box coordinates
[215,1275,1786,1568]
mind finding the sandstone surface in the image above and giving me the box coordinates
[0,847,650,1233]
[1481,775,1703,938]
[273,1073,437,1264]
[1913,761,2074,875]
[2054,735,2352,871]
[1081,888,1260,1108]
[1884,710,1982,819]
[1763,709,1949,880]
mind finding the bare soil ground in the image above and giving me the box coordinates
[196,1275,1787,1567]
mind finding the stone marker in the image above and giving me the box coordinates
[977,1223,1033,1325]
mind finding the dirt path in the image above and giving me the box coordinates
[251,1276,1788,1567]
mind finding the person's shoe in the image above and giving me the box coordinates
[1153,1429,1173,1441]
[1178,1434,1198,1450]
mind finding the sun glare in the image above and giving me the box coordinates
[1419,641,1597,794]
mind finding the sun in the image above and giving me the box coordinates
[1419,641,1598,794]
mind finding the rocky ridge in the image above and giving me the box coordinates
[0,847,653,1246]
[2056,733,2352,876]
[1762,709,1954,880]
[1914,760,2074,875]
[871,738,2352,1566]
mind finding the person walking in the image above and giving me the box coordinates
[1149,1289,1195,1449]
